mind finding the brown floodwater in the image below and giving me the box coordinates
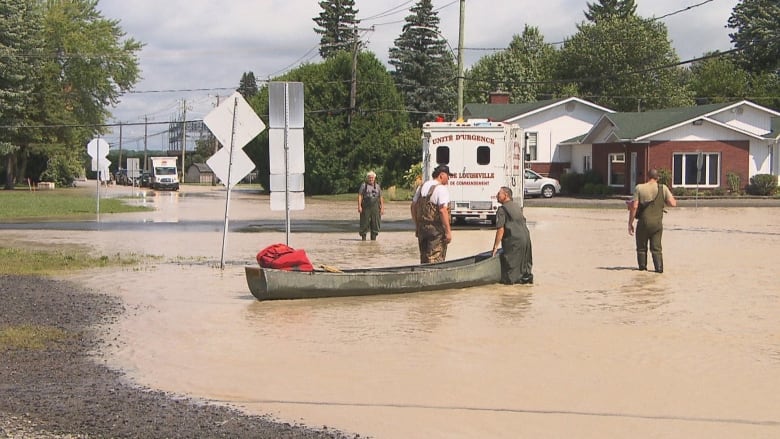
[4,184,779,438]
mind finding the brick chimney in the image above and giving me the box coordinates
[489,90,510,104]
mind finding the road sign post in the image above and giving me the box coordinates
[268,82,305,245]
[204,91,266,269]
[87,138,111,222]
[127,158,140,190]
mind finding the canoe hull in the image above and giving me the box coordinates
[245,251,501,300]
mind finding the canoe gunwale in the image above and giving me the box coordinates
[245,251,501,300]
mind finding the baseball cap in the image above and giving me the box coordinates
[432,165,451,178]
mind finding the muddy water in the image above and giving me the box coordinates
[5,185,780,438]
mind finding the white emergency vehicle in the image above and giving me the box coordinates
[149,156,180,191]
[420,121,524,224]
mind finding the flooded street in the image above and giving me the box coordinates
[3,184,779,438]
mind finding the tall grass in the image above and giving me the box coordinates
[0,247,141,275]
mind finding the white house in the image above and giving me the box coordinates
[463,95,614,178]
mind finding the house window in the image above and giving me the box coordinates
[608,153,625,186]
[476,146,490,165]
[525,132,538,161]
[673,153,720,186]
[583,155,592,172]
[435,146,450,165]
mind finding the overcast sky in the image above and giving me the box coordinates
[97,0,740,151]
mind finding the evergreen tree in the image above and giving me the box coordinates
[464,25,557,104]
[313,0,360,59]
[557,15,692,111]
[727,0,780,73]
[238,71,259,98]
[0,0,44,189]
[388,0,456,125]
[584,0,637,22]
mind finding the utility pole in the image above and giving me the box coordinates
[349,34,358,125]
[213,94,220,155]
[118,122,123,172]
[181,99,187,182]
[143,116,148,172]
[457,0,465,121]
[348,25,374,126]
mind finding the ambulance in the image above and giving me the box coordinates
[149,156,180,191]
[420,121,524,224]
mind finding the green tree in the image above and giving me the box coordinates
[42,0,142,129]
[1,0,44,189]
[727,0,780,73]
[246,51,417,195]
[687,52,752,103]
[747,72,780,109]
[388,0,456,125]
[193,134,217,166]
[584,0,637,22]
[557,15,693,111]
[313,0,359,59]
[685,50,780,109]
[1,0,143,189]
[464,25,557,104]
[238,71,258,99]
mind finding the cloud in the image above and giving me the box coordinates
[98,0,740,149]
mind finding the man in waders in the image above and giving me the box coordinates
[411,165,452,263]
[357,171,384,241]
[492,187,533,284]
[628,169,677,272]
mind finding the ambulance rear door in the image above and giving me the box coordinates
[442,125,506,223]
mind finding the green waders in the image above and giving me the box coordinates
[636,183,665,273]
[360,196,381,240]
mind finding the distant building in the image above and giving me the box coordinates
[185,163,214,184]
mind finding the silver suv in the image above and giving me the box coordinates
[524,169,561,198]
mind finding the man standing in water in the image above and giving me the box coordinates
[357,171,384,241]
[492,187,533,284]
[411,165,452,263]
[628,168,677,272]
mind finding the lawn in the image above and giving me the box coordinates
[0,188,150,220]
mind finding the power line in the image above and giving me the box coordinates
[541,0,720,47]
[267,44,320,77]
[362,0,458,27]
[655,0,715,20]
[360,1,415,21]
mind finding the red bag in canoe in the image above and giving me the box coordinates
[256,243,314,272]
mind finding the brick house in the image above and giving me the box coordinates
[576,101,780,194]
[463,95,614,178]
